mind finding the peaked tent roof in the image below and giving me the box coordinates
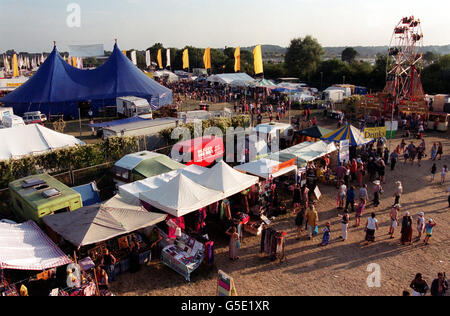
[0,43,173,114]
[139,173,223,217]
[0,220,72,270]
[234,158,297,179]
[190,160,259,197]
[42,204,167,248]
[296,125,333,139]
[321,124,372,146]
[0,124,85,161]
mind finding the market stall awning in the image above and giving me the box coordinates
[190,160,259,198]
[234,158,297,179]
[321,124,372,146]
[118,164,207,204]
[139,173,224,218]
[42,204,167,248]
[269,141,338,167]
[0,220,72,270]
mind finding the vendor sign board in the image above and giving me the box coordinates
[364,126,387,139]
[339,140,350,164]
[270,158,295,175]
[217,270,237,296]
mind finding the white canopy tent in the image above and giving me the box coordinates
[118,165,206,204]
[0,124,85,161]
[206,73,254,85]
[0,220,72,270]
[153,70,179,83]
[190,160,259,197]
[139,173,224,217]
[234,158,297,179]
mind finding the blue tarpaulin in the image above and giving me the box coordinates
[72,182,101,207]
[0,44,173,116]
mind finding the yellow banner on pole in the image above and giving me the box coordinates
[157,49,163,69]
[364,126,386,139]
[182,49,189,70]
[234,47,240,72]
[12,54,19,77]
[203,47,211,70]
[253,45,263,75]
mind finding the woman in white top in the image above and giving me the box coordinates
[416,212,425,241]
[441,165,448,185]
[364,212,378,244]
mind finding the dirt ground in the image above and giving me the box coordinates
[106,112,450,296]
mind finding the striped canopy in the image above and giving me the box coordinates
[320,124,372,146]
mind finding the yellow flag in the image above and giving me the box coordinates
[12,54,19,77]
[253,45,263,75]
[234,47,240,72]
[157,49,163,69]
[182,49,189,70]
[122,50,127,56]
[72,57,77,68]
[203,47,211,70]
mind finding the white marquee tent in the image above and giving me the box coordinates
[139,173,224,217]
[207,73,254,85]
[0,124,85,161]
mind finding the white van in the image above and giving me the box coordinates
[2,114,26,128]
[116,96,152,118]
[23,111,47,124]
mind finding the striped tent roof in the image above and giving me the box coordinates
[320,124,372,146]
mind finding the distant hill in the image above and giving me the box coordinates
[239,44,450,59]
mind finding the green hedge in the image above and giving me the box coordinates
[159,115,251,145]
[0,136,139,189]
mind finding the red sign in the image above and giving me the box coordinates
[270,158,296,174]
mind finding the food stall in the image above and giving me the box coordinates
[426,112,450,132]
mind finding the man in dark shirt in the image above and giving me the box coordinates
[430,272,448,296]
[345,186,356,213]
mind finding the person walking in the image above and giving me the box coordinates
[410,273,429,296]
[339,210,350,241]
[400,211,413,245]
[354,198,365,227]
[101,248,117,282]
[306,205,319,240]
[337,182,347,210]
[319,222,331,246]
[393,181,403,206]
[372,180,382,208]
[423,219,436,245]
[364,212,378,244]
[388,204,400,239]
[416,212,425,241]
[226,226,240,260]
[359,184,369,204]
[430,163,437,183]
[436,142,443,160]
[431,142,437,161]
[430,272,448,296]
[345,185,356,213]
[390,150,398,171]
[440,165,448,185]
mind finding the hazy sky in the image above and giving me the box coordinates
[1,0,449,53]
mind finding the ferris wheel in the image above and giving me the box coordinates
[384,16,424,108]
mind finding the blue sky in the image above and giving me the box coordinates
[0,0,449,52]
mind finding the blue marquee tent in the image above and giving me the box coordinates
[0,44,173,116]
[320,124,372,146]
